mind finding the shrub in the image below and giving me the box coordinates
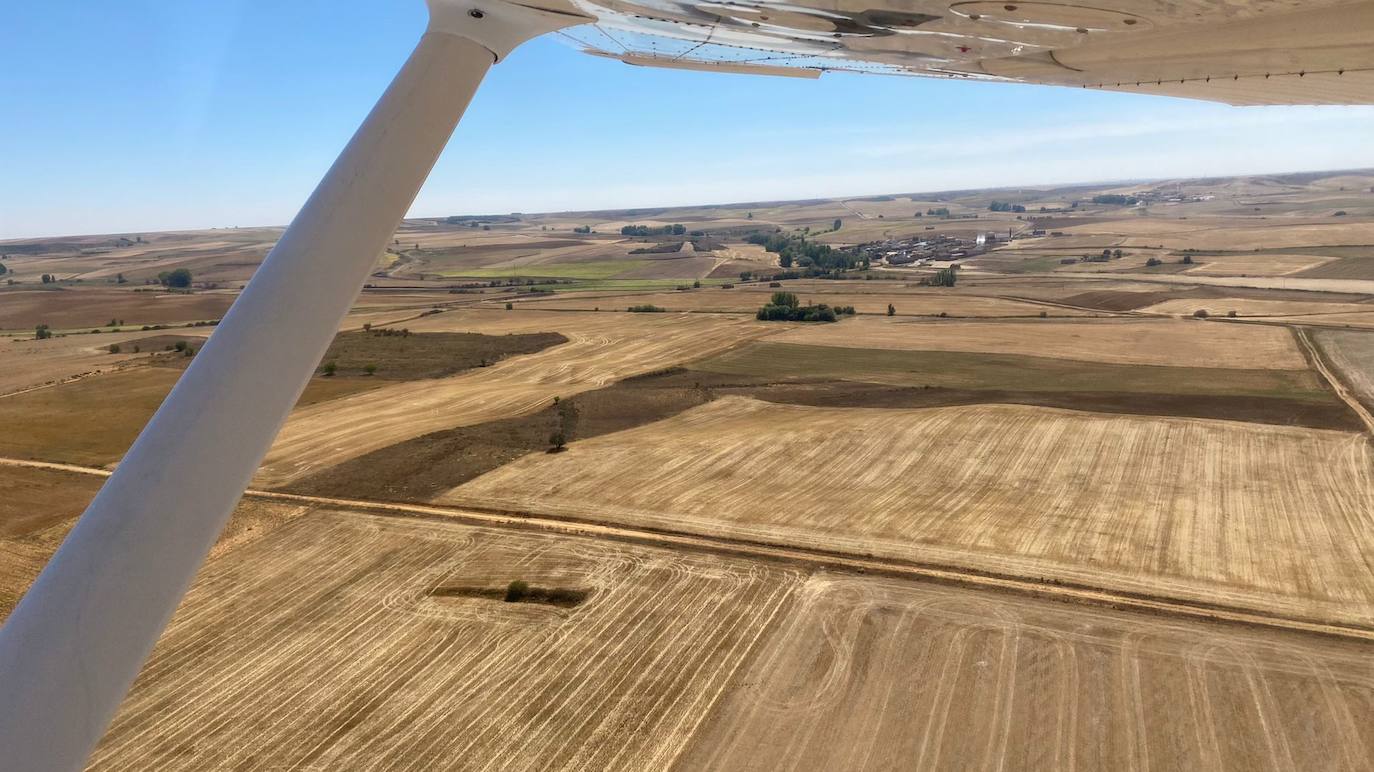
[35,324,52,340]
[627,304,666,313]
[1193,309,1209,318]
[1145,257,1163,267]
[887,304,896,316]
[505,580,529,602]
[1181,255,1194,265]
[505,302,513,310]
[322,361,337,377]
[1039,311,1048,318]
[108,343,121,354]
[769,281,782,288]
[174,340,188,352]
[548,431,566,452]
[363,364,377,376]
[1227,310,1237,318]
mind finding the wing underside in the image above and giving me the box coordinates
[555,0,1374,104]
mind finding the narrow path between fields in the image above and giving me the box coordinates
[4,455,1371,643]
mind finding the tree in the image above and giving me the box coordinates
[887,303,896,316]
[158,268,192,288]
[108,343,121,354]
[692,280,701,288]
[116,272,126,284]
[548,431,566,452]
[1112,249,1123,259]
[1181,255,1194,265]
[1145,257,1163,267]
[778,253,793,268]
[322,361,337,377]
[35,324,52,340]
[1193,309,1209,318]
[770,291,800,309]
[505,580,529,602]
[363,364,377,376]
[0,264,6,277]
[505,302,514,310]
[833,218,842,231]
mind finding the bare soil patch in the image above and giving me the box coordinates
[0,287,233,330]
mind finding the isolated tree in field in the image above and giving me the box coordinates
[833,219,842,231]
[549,431,566,452]
[35,324,52,340]
[692,280,701,288]
[1227,310,1238,318]
[505,302,513,310]
[505,580,529,603]
[108,343,121,354]
[1145,257,1163,267]
[887,303,896,316]
[1112,249,1123,258]
[363,364,377,376]
[1193,309,1209,318]
[1181,255,1194,264]
[174,340,189,352]
[116,272,126,284]
[322,361,337,377]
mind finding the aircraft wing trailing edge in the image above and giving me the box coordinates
[558,0,1374,104]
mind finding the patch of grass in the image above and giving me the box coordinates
[691,342,1332,402]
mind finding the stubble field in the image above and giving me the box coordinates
[443,397,1374,628]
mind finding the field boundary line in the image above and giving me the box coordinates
[5,455,1373,642]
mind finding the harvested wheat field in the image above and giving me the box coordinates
[88,510,799,770]
[1142,297,1374,318]
[1316,329,1374,409]
[86,509,1374,770]
[444,397,1374,627]
[0,327,213,396]
[770,316,1307,369]
[255,311,767,486]
[678,573,1374,771]
[1183,252,1338,276]
[508,289,1088,317]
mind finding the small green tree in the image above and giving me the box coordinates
[108,343,121,354]
[505,580,529,603]
[174,340,188,352]
[35,324,52,340]
[505,302,514,310]
[363,364,377,376]
[1193,309,1209,318]
[322,361,337,377]
[549,431,566,452]
[692,280,701,289]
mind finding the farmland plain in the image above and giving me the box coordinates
[4,169,1374,768]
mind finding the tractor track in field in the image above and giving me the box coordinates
[5,455,1373,644]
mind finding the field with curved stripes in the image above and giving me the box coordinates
[88,509,1374,770]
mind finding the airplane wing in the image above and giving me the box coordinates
[558,0,1374,105]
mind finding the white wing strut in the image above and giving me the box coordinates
[0,2,586,768]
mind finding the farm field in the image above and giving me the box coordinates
[507,287,1091,317]
[443,397,1374,627]
[5,169,1374,768]
[768,316,1308,369]
[85,509,1374,771]
[255,310,769,486]
[1315,329,1374,410]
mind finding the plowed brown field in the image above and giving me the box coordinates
[443,398,1374,627]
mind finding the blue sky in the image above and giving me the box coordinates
[4,1,1373,239]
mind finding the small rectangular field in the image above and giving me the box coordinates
[442,397,1374,627]
[1315,328,1374,410]
[768,316,1309,369]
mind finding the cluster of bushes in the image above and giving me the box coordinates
[1092,194,1139,206]
[755,292,853,323]
[924,207,951,217]
[988,201,1026,213]
[921,267,958,287]
[157,268,193,288]
[572,225,592,234]
[621,224,685,236]
[744,232,860,273]
[627,304,666,313]
[369,327,412,337]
